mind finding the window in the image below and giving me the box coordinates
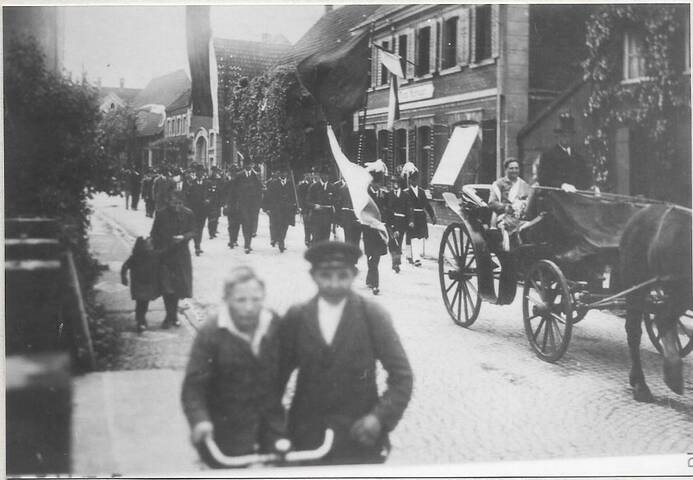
[442,16,458,69]
[377,130,390,162]
[398,34,408,77]
[623,31,646,80]
[394,129,407,166]
[475,5,492,62]
[380,41,390,86]
[416,26,431,76]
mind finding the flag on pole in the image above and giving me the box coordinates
[296,31,371,126]
[186,6,214,118]
[209,38,219,131]
[326,126,388,241]
[386,74,400,130]
[377,48,403,130]
[378,48,404,78]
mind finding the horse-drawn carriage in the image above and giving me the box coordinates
[437,184,693,364]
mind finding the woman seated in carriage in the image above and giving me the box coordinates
[487,158,531,250]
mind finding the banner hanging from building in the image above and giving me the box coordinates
[186,6,214,118]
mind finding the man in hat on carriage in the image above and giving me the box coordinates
[306,164,335,245]
[536,112,592,192]
[262,165,297,252]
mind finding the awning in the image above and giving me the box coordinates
[430,124,479,186]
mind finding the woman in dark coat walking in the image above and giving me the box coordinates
[150,190,195,328]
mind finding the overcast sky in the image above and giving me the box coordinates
[63,5,326,89]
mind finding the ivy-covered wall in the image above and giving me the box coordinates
[583,4,690,204]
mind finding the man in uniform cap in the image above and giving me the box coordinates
[305,165,335,245]
[405,171,436,267]
[279,241,413,465]
[262,165,296,252]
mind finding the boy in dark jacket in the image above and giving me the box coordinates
[121,236,161,333]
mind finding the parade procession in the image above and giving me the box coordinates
[4,3,693,477]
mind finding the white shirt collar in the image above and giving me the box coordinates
[217,303,273,356]
[410,185,419,195]
[317,297,347,345]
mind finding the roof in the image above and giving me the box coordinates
[98,86,141,105]
[132,69,191,109]
[350,5,408,31]
[282,4,381,66]
[166,88,191,114]
[214,37,292,78]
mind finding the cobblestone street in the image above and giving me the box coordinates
[73,194,693,474]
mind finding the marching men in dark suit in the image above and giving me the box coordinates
[185,164,210,256]
[206,166,224,240]
[334,178,362,247]
[385,177,410,273]
[296,172,315,247]
[279,241,413,465]
[405,171,436,267]
[235,160,263,254]
[263,166,297,253]
[306,166,335,245]
[223,166,242,249]
[536,112,592,192]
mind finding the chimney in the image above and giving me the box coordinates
[119,77,125,89]
[325,5,333,14]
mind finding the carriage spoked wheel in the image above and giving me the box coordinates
[438,222,482,327]
[522,260,574,362]
[643,308,693,358]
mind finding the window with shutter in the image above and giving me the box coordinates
[398,34,408,78]
[406,31,415,78]
[458,8,470,66]
[430,21,438,73]
[380,40,390,86]
[416,26,431,76]
[443,16,458,69]
[474,5,492,62]
[623,31,647,80]
[371,45,378,88]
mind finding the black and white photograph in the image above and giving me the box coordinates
[4,1,693,477]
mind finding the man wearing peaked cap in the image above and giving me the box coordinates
[278,240,413,465]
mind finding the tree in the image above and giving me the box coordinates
[4,35,119,289]
[96,105,139,186]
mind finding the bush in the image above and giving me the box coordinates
[5,36,121,362]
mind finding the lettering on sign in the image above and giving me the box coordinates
[399,83,435,104]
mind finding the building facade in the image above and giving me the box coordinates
[354,4,590,189]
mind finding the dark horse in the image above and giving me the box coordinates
[620,204,692,402]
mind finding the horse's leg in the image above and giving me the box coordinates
[625,304,654,402]
[659,306,684,395]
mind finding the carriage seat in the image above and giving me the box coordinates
[460,185,494,228]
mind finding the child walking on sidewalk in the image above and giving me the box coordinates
[121,236,161,333]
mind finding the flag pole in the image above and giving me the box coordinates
[357,22,375,166]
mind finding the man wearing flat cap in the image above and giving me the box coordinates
[536,112,592,193]
[278,241,413,465]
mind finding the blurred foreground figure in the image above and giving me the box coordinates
[279,241,413,465]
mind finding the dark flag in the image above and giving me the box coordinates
[296,31,370,126]
[186,5,213,117]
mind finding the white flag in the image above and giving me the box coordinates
[326,126,388,241]
[379,49,404,78]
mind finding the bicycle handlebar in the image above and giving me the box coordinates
[203,429,335,468]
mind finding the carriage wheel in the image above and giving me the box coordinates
[643,309,693,358]
[438,223,482,327]
[522,260,573,362]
